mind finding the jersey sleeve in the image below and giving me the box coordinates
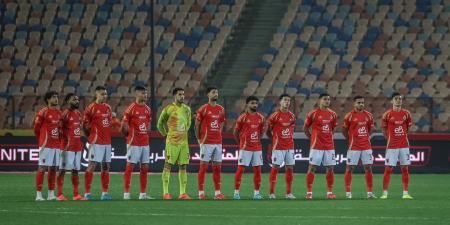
[33,108,46,137]
[157,106,169,136]
[304,110,315,128]
[405,110,413,129]
[220,106,226,123]
[368,112,375,132]
[342,112,351,129]
[195,105,205,122]
[332,111,338,131]
[381,111,389,129]
[186,106,192,130]
[267,112,276,129]
[259,115,265,135]
[83,104,94,126]
[234,114,244,132]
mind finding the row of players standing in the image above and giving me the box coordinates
[33,85,413,201]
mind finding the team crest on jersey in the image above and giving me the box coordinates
[96,110,100,114]
[70,117,73,121]
[49,115,52,119]
[318,116,322,119]
[208,111,212,114]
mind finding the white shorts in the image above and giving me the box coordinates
[385,148,411,166]
[199,144,222,162]
[59,151,82,170]
[271,150,295,166]
[38,148,61,167]
[88,144,112,163]
[126,145,150,164]
[238,150,263,167]
[309,149,336,166]
[346,149,374,166]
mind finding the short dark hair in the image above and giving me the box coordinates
[353,95,364,101]
[135,85,147,91]
[64,93,76,104]
[172,87,184,96]
[279,94,291,100]
[44,91,58,105]
[246,95,259,104]
[391,92,402,100]
[206,86,218,94]
[319,93,330,99]
[95,85,106,91]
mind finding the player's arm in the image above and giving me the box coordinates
[121,106,131,136]
[266,114,274,139]
[342,113,350,140]
[186,106,192,130]
[233,116,242,144]
[405,110,413,132]
[381,112,389,139]
[82,105,92,137]
[33,109,44,138]
[157,107,168,136]
[303,111,314,138]
[194,107,202,142]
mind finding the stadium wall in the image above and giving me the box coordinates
[0,133,448,173]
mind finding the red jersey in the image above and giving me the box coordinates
[343,110,374,150]
[267,110,295,150]
[304,108,338,150]
[122,102,151,146]
[61,109,83,152]
[83,102,112,145]
[196,103,225,144]
[234,112,265,151]
[382,108,413,149]
[33,107,62,149]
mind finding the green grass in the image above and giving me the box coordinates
[0,173,449,225]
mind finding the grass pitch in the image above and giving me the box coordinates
[0,173,449,225]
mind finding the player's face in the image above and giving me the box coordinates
[70,96,80,109]
[208,89,219,102]
[95,90,108,103]
[136,90,148,102]
[248,100,258,112]
[319,96,331,108]
[354,98,364,111]
[175,90,185,103]
[48,95,59,106]
[391,95,403,107]
[280,97,291,109]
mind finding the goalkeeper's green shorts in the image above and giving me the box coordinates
[165,143,190,165]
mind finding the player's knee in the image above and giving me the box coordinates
[72,170,78,175]
[286,165,294,170]
[140,163,148,169]
[308,165,316,173]
[326,166,334,172]
[102,163,110,171]
[164,163,172,170]
[179,164,187,170]
[364,165,372,171]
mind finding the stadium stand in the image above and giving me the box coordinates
[0,0,245,129]
[231,0,450,132]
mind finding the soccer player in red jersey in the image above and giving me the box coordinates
[233,96,265,200]
[380,92,414,199]
[303,93,338,200]
[195,86,226,200]
[56,93,86,201]
[342,96,376,199]
[34,91,62,201]
[266,94,296,199]
[83,86,113,200]
[122,86,153,200]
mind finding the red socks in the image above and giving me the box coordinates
[326,170,334,192]
[344,170,352,192]
[234,165,245,190]
[124,164,133,193]
[383,166,393,191]
[84,171,93,193]
[285,167,294,194]
[306,172,315,192]
[401,167,409,192]
[197,163,208,192]
[365,170,373,192]
[48,169,56,191]
[269,167,279,194]
[212,165,221,192]
[253,166,261,191]
[140,166,148,193]
[36,170,44,192]
[101,171,110,192]
[71,175,80,196]
[57,174,64,196]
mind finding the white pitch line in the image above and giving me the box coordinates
[0,209,448,221]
